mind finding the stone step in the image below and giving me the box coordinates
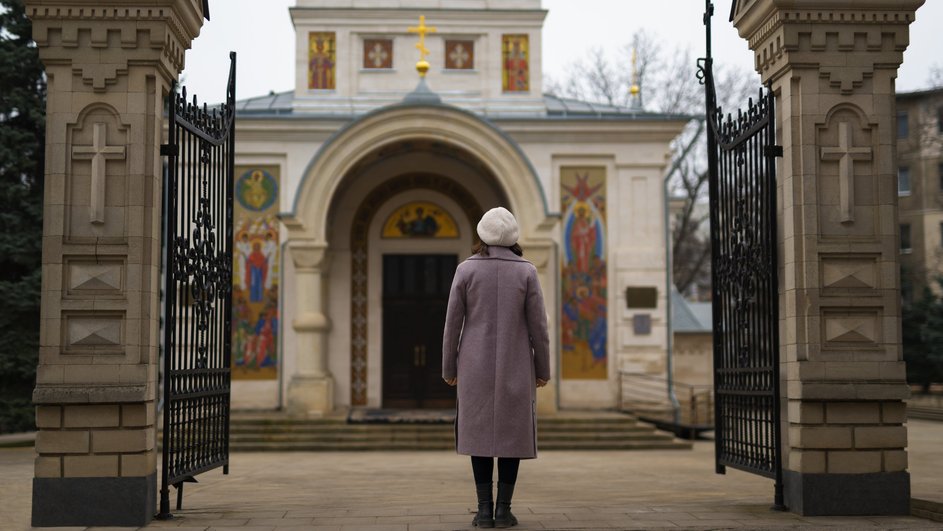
[224,411,691,452]
[908,406,943,422]
[912,498,943,523]
[230,417,643,427]
[229,439,692,452]
[229,431,676,443]
[229,424,652,435]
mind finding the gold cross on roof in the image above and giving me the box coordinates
[408,15,437,77]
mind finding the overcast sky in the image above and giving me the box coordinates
[182,0,943,104]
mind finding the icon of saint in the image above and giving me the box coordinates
[246,241,268,302]
[309,35,335,89]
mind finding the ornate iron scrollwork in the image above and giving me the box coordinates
[159,52,236,520]
[703,0,785,510]
[172,192,230,332]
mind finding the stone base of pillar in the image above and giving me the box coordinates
[784,470,911,516]
[287,375,335,416]
[32,472,156,527]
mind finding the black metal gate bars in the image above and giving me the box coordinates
[158,52,236,519]
[701,2,784,509]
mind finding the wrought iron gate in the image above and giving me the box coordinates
[158,52,236,519]
[700,1,784,509]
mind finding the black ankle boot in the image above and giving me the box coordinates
[472,481,494,528]
[494,481,518,528]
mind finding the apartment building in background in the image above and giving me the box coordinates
[897,86,943,301]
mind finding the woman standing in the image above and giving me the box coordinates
[442,207,551,528]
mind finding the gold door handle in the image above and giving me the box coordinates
[414,346,420,367]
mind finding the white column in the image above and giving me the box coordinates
[287,241,334,415]
[524,240,558,415]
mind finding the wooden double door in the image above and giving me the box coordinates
[382,254,458,409]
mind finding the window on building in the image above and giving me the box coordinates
[898,111,909,139]
[938,106,943,134]
[898,166,911,195]
[900,223,912,253]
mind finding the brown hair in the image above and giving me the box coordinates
[473,241,523,257]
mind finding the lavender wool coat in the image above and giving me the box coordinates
[442,246,551,459]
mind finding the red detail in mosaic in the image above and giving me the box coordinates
[502,34,529,92]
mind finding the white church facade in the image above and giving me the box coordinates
[228,0,689,415]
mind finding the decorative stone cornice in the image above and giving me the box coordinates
[26,0,205,83]
[732,0,925,87]
[289,241,331,272]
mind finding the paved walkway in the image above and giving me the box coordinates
[2,421,941,530]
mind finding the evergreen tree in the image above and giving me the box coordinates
[0,0,45,433]
[902,277,943,392]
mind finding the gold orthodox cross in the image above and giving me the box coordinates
[408,15,437,77]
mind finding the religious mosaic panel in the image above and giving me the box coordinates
[232,166,280,380]
[502,34,529,92]
[363,38,393,69]
[560,167,607,379]
[308,32,336,90]
[445,40,474,70]
[382,201,459,238]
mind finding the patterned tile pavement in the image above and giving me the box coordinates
[2,420,941,530]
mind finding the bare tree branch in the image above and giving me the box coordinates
[579,47,620,106]
[929,63,943,88]
[545,30,759,300]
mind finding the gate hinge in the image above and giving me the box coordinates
[765,145,784,158]
[160,144,178,157]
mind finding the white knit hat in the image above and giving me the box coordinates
[476,207,519,247]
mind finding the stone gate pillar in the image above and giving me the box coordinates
[26,1,205,526]
[733,0,924,516]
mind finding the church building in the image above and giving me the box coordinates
[229,0,689,416]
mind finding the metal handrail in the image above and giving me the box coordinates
[618,371,714,427]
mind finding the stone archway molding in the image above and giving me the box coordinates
[281,102,556,243]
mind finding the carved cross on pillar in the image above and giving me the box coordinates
[821,121,872,224]
[72,123,126,225]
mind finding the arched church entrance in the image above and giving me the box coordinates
[328,143,506,408]
[282,103,556,415]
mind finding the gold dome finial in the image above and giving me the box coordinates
[408,15,437,78]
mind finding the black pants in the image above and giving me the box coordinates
[471,456,520,485]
